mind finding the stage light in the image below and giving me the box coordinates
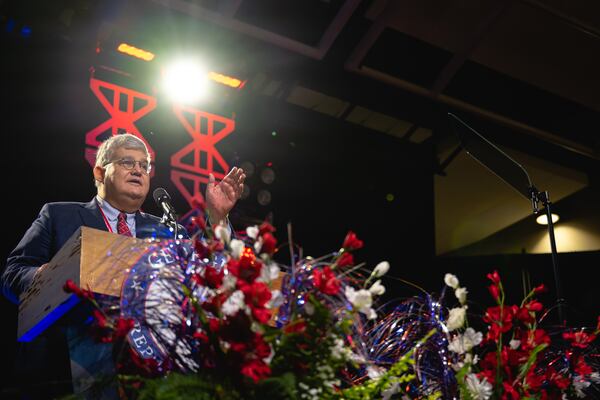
[240,161,255,177]
[162,60,209,104]
[257,190,272,206]
[117,43,155,61]
[260,167,275,184]
[207,72,245,89]
[536,213,559,225]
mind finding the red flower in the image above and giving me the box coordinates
[193,330,209,344]
[251,307,272,324]
[241,281,272,324]
[563,330,597,349]
[546,367,570,390]
[204,266,224,289]
[260,232,277,254]
[113,318,135,339]
[487,270,501,284]
[125,347,164,377]
[252,333,271,359]
[484,305,517,341]
[258,222,276,236]
[488,284,500,301]
[92,309,108,328]
[533,283,546,294]
[313,266,341,295]
[208,317,220,333]
[194,238,211,259]
[502,382,520,400]
[284,320,307,334]
[241,281,272,309]
[343,231,364,250]
[574,356,593,376]
[525,367,544,391]
[228,251,262,284]
[63,279,94,300]
[516,300,544,324]
[525,300,544,312]
[521,328,551,352]
[477,369,496,386]
[240,358,271,383]
[336,252,354,268]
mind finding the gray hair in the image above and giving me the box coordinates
[94,133,151,187]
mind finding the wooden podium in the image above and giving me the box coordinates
[18,226,151,342]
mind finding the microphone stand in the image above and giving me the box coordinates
[161,213,179,240]
[447,112,567,325]
[529,187,565,324]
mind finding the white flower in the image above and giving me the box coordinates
[330,336,351,361]
[214,223,230,244]
[452,352,477,371]
[509,339,521,350]
[372,261,390,277]
[258,262,280,283]
[221,273,237,291]
[366,365,385,379]
[246,225,259,239]
[465,373,493,400]
[366,308,377,320]
[254,237,263,253]
[573,375,591,398]
[447,306,467,331]
[449,328,482,354]
[590,372,600,384]
[369,280,386,296]
[222,290,245,316]
[444,273,459,289]
[229,239,245,259]
[455,287,468,305]
[345,286,377,319]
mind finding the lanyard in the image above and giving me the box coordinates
[97,203,114,233]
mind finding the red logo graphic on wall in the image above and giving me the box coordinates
[84,78,156,169]
[85,78,235,208]
[170,105,234,208]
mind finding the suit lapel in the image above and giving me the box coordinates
[79,198,109,232]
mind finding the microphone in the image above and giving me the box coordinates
[153,187,178,224]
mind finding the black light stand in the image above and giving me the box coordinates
[529,187,565,323]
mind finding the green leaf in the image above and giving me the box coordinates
[518,343,548,381]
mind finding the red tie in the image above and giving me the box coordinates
[117,212,133,237]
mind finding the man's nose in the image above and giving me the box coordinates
[131,164,144,175]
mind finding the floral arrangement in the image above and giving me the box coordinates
[443,271,600,399]
[63,202,600,399]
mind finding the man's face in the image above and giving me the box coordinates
[101,148,150,204]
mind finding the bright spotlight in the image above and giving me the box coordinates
[536,213,559,225]
[163,61,209,104]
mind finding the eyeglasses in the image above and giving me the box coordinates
[105,158,151,174]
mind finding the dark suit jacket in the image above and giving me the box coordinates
[1,198,184,397]
[2,198,179,304]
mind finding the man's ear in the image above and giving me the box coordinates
[93,165,105,184]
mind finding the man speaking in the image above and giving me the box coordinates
[1,133,245,396]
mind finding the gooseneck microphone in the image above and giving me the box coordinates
[153,188,178,227]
